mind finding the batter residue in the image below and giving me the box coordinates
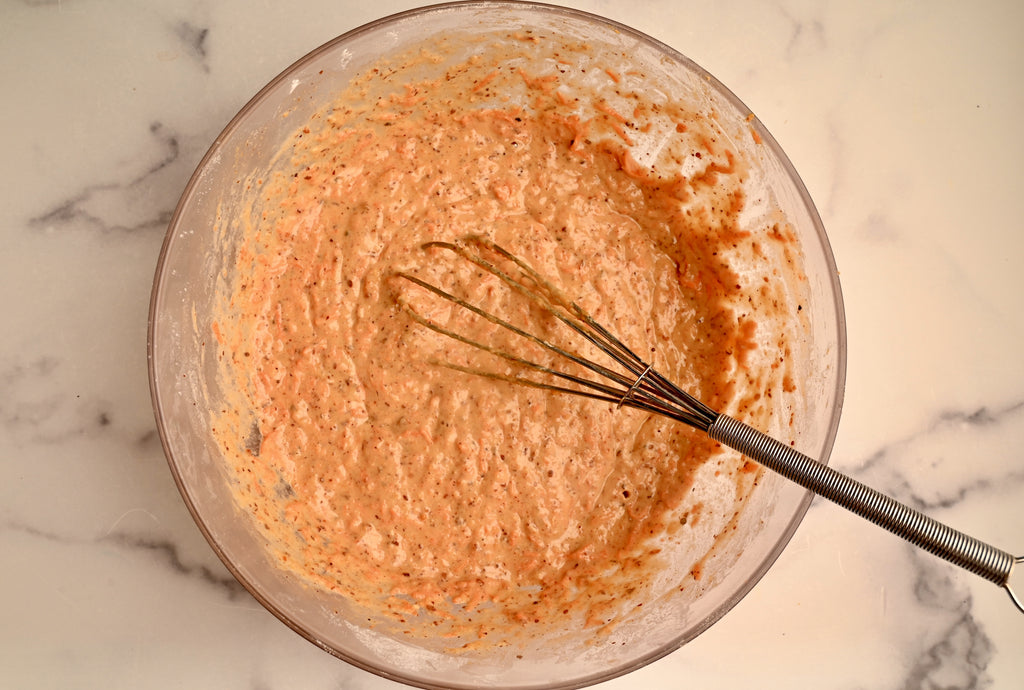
[211,31,792,644]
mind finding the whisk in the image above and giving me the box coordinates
[395,236,1023,614]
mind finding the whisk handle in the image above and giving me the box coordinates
[707,414,1022,612]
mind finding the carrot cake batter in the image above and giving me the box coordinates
[210,30,797,645]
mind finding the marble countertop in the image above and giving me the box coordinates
[2,1,1021,688]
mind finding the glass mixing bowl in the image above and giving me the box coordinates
[148,2,846,688]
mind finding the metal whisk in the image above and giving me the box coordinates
[395,236,1023,614]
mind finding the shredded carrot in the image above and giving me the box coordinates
[596,100,629,123]
[471,69,500,92]
[518,68,558,92]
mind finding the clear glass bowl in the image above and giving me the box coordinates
[148,2,846,688]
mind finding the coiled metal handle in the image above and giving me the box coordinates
[708,414,1023,613]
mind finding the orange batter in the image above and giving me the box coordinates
[211,32,787,644]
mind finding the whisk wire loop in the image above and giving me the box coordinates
[399,237,718,429]
[618,364,653,410]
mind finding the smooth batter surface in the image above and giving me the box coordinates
[211,32,793,644]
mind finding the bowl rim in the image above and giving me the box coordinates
[148,2,847,688]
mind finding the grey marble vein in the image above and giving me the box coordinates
[5,518,249,601]
[0,356,120,445]
[851,398,1024,512]
[778,6,826,61]
[902,612,993,690]
[174,21,210,72]
[102,530,249,600]
[27,121,185,235]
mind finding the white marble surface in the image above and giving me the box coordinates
[2,0,1021,687]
